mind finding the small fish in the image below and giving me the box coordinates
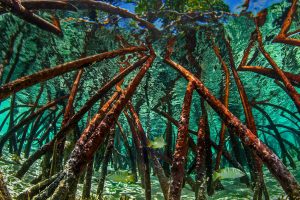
[212,167,245,182]
[107,170,135,183]
[103,18,110,24]
[147,136,166,149]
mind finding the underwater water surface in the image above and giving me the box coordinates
[0,0,300,199]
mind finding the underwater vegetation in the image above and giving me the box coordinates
[0,0,300,199]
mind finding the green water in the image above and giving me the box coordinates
[0,0,300,199]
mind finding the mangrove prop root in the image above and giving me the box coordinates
[14,57,148,178]
[154,108,244,171]
[116,121,138,182]
[52,69,84,175]
[238,66,300,87]
[238,31,300,88]
[16,174,59,200]
[0,95,67,156]
[1,0,62,35]
[53,56,148,145]
[39,51,155,199]
[255,24,300,113]
[201,100,213,196]
[210,38,230,171]
[223,32,266,198]
[127,102,169,199]
[168,81,194,200]
[15,92,119,179]
[124,110,145,188]
[96,128,115,198]
[34,92,120,199]
[127,102,152,200]
[164,37,300,199]
[195,116,207,200]
[15,0,77,12]
[254,105,296,169]
[0,46,147,100]
[273,0,300,46]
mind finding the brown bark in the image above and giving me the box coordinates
[56,56,148,136]
[168,81,194,200]
[58,56,146,136]
[127,102,151,200]
[124,110,145,187]
[52,69,84,175]
[15,92,118,179]
[241,0,249,11]
[238,31,257,69]
[273,0,300,46]
[33,91,120,200]
[0,46,146,100]
[148,148,169,200]
[185,30,202,77]
[1,0,62,35]
[34,50,155,200]
[255,24,300,113]
[164,38,300,199]
[238,31,300,88]
[11,0,77,11]
[153,108,244,170]
[14,57,148,178]
[195,116,207,200]
[210,39,230,171]
[127,102,169,200]
[96,128,115,199]
[116,121,137,182]
[223,33,267,198]
[63,69,84,125]
[238,65,300,87]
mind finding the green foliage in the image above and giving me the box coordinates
[135,0,164,14]
[184,0,229,12]
[135,0,229,14]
